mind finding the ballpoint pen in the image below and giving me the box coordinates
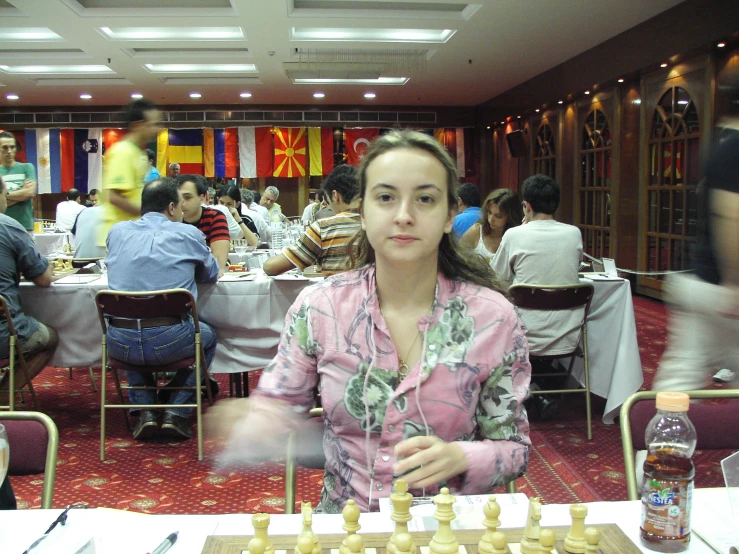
[147,531,178,554]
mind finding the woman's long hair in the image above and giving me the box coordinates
[348,130,506,294]
[480,188,524,236]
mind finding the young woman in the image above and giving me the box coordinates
[212,131,531,512]
[216,185,260,246]
[459,189,523,261]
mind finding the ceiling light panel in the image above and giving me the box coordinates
[0,65,114,74]
[124,47,250,60]
[144,64,256,73]
[294,77,408,85]
[98,27,245,41]
[0,28,64,42]
[289,1,482,21]
[0,49,91,61]
[290,27,455,43]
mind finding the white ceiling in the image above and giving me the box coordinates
[0,0,685,108]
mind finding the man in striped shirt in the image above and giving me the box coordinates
[177,174,230,276]
[263,164,363,277]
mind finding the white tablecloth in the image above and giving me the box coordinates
[19,274,313,374]
[0,489,730,554]
[33,232,71,256]
[573,277,644,424]
[19,276,642,421]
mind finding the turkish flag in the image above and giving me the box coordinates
[346,128,379,166]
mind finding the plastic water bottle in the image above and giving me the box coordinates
[640,391,696,552]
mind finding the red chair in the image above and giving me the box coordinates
[0,295,39,411]
[95,289,213,461]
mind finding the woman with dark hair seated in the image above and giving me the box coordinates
[216,185,260,245]
[459,188,523,262]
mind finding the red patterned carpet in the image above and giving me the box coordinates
[7,295,730,512]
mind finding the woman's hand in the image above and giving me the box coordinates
[228,206,241,221]
[393,436,468,489]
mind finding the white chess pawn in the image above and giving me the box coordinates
[395,533,413,554]
[583,527,601,554]
[249,536,267,554]
[296,536,313,554]
[346,533,364,554]
[490,531,508,554]
[539,529,556,554]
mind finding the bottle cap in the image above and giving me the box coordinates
[655,391,690,411]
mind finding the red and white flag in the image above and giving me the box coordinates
[345,128,379,166]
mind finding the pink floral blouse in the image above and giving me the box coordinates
[253,264,531,512]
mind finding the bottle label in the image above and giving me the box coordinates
[641,477,693,538]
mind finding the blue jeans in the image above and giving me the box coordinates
[105,317,217,417]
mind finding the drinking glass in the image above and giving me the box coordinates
[0,424,8,488]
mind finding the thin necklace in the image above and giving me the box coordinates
[398,331,421,381]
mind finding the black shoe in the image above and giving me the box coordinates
[133,410,158,440]
[535,394,559,421]
[161,412,192,439]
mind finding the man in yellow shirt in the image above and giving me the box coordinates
[99,99,162,245]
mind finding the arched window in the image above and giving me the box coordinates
[646,86,700,281]
[577,109,612,259]
[533,123,556,178]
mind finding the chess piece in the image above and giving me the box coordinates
[564,504,588,554]
[297,501,321,554]
[346,533,364,554]
[490,531,508,554]
[539,529,556,554]
[395,533,413,554]
[478,496,501,554]
[252,513,274,554]
[64,259,73,272]
[249,536,267,554]
[387,480,416,554]
[583,527,601,554]
[519,497,542,554]
[54,258,63,272]
[340,499,361,554]
[295,535,313,554]
[428,487,458,554]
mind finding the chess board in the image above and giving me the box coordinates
[201,526,642,554]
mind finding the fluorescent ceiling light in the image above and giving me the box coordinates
[99,27,244,41]
[313,92,325,98]
[364,92,376,99]
[6,94,19,100]
[294,77,408,85]
[144,63,256,73]
[80,94,92,99]
[677,100,688,104]
[131,93,143,99]
[190,92,202,98]
[291,27,455,43]
[0,28,64,42]
[0,65,113,74]
[240,92,252,98]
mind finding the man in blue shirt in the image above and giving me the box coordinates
[0,176,58,405]
[451,182,481,237]
[144,149,160,184]
[105,177,220,440]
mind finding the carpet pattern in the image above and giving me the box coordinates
[6,295,731,512]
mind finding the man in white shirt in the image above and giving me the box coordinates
[240,189,269,242]
[491,174,583,355]
[260,185,287,223]
[55,188,86,231]
[301,191,319,226]
[249,190,270,223]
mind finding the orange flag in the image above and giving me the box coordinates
[273,127,306,177]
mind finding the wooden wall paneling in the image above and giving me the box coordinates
[638,56,711,297]
[479,127,495,199]
[615,82,643,284]
[561,104,576,225]
[498,123,519,192]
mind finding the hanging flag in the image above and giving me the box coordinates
[273,127,306,178]
[156,129,169,176]
[34,129,53,194]
[203,128,215,177]
[224,128,238,178]
[345,128,379,166]
[434,128,457,163]
[103,128,124,155]
[167,129,203,175]
[59,128,103,193]
[308,127,334,177]
[238,126,273,178]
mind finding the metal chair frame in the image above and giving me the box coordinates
[0,295,39,411]
[0,411,59,508]
[508,283,595,440]
[95,289,212,461]
[619,389,739,500]
[283,408,517,514]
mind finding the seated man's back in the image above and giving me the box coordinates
[491,175,583,355]
[72,205,106,259]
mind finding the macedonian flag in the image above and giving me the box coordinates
[273,127,306,177]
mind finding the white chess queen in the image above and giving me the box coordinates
[211,130,532,512]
